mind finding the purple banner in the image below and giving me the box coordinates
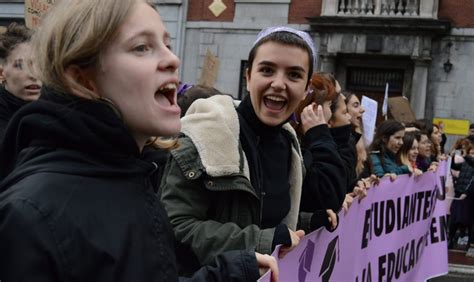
[260,161,449,282]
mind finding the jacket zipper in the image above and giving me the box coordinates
[256,136,265,227]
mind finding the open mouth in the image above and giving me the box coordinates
[263,95,287,111]
[155,83,177,106]
[25,85,41,92]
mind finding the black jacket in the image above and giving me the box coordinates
[0,86,28,144]
[0,88,259,282]
[300,124,346,214]
[330,125,359,193]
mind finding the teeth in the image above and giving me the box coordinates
[265,95,286,102]
[158,83,177,92]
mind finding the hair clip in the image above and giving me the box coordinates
[177,83,193,96]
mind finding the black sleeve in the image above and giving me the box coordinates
[0,200,62,282]
[271,223,292,250]
[331,125,358,194]
[309,210,339,232]
[465,156,474,168]
[451,158,464,171]
[300,124,346,213]
[181,250,260,282]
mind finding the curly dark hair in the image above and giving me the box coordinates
[0,23,32,60]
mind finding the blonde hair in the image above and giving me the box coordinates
[31,0,176,149]
[31,0,148,99]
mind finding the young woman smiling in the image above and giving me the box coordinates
[160,26,329,275]
[397,132,423,176]
[366,120,410,178]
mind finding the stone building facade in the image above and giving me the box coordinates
[181,0,473,135]
[1,0,472,133]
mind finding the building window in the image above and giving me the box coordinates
[238,60,249,100]
[346,67,404,93]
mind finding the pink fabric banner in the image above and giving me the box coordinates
[260,161,449,282]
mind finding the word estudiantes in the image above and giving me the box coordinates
[361,187,441,249]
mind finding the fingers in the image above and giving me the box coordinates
[326,209,337,230]
[390,173,397,182]
[369,174,380,185]
[301,103,327,134]
[353,181,368,200]
[343,194,353,213]
[256,253,279,282]
[278,247,290,259]
[279,229,305,259]
[295,230,305,238]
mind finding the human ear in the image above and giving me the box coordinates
[65,65,98,97]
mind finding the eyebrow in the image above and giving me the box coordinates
[258,60,306,73]
[125,30,170,44]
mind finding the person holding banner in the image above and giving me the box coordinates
[366,120,410,178]
[291,73,346,216]
[396,131,423,176]
[0,0,278,281]
[0,23,41,143]
[160,26,327,276]
[343,92,367,178]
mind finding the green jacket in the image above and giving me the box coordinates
[160,95,309,273]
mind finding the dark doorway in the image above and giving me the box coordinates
[346,66,404,125]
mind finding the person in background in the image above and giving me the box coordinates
[416,131,438,172]
[366,120,409,178]
[160,26,320,276]
[396,131,423,176]
[177,84,222,118]
[327,91,355,193]
[0,23,41,142]
[291,73,344,227]
[0,0,277,281]
[438,121,447,154]
[343,92,366,178]
[468,123,474,143]
[449,144,474,254]
[431,123,447,161]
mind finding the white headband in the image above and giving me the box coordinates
[252,26,317,66]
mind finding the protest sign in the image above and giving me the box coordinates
[388,97,416,124]
[361,96,377,147]
[24,0,55,29]
[198,49,220,88]
[260,162,449,282]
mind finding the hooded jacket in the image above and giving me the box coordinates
[0,86,28,143]
[160,95,315,275]
[0,88,259,282]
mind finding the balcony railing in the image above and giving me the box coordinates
[321,0,438,19]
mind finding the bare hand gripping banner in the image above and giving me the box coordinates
[260,161,449,282]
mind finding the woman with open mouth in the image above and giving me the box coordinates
[0,0,277,281]
[0,23,42,142]
[160,26,325,276]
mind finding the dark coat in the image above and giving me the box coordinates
[0,86,28,143]
[0,88,259,282]
[300,124,346,213]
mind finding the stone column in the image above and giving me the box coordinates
[319,53,337,74]
[410,58,431,119]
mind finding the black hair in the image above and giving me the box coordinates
[0,23,32,60]
[177,85,222,117]
[247,31,314,86]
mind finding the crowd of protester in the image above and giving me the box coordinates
[0,0,473,280]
